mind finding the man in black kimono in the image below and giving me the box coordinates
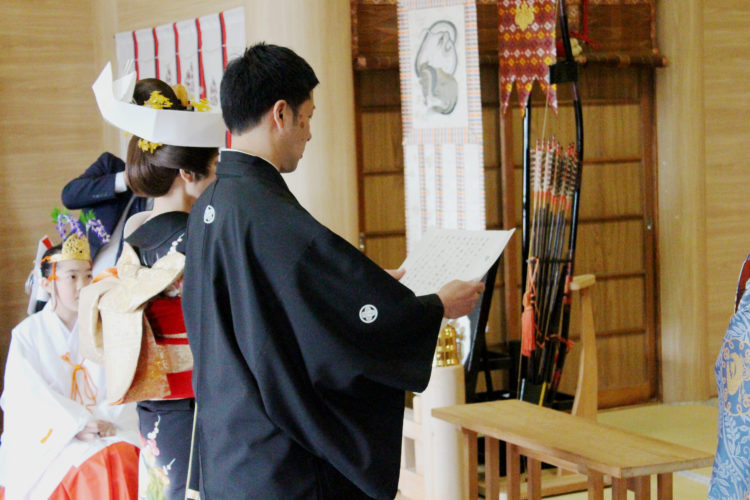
[182,43,484,499]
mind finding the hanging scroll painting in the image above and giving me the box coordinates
[398,0,485,253]
[407,6,468,130]
[114,7,245,150]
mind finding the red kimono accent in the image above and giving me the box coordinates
[145,296,194,400]
[0,442,138,500]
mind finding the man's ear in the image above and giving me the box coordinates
[271,100,289,130]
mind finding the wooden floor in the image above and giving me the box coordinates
[397,402,718,500]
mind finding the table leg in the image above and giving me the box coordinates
[484,437,500,500]
[462,429,478,500]
[611,477,628,500]
[631,476,650,500]
[587,471,604,500]
[506,443,521,500]
[657,473,672,500]
[527,457,542,500]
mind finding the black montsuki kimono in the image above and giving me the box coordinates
[182,151,444,499]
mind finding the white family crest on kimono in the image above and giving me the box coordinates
[0,303,139,499]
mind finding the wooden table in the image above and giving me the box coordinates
[432,400,714,500]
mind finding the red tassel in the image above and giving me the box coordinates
[521,291,536,357]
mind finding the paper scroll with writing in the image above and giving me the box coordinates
[399,228,515,296]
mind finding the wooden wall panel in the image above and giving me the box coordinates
[484,168,500,228]
[576,221,645,275]
[578,162,643,218]
[483,107,500,168]
[704,2,750,397]
[655,0,710,402]
[363,175,405,231]
[0,1,100,400]
[360,112,403,172]
[365,235,406,270]
[598,334,650,387]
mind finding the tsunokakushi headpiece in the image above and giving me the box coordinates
[92,62,226,148]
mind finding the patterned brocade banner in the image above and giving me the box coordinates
[398,0,485,252]
[498,0,557,114]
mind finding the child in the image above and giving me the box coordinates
[0,214,140,499]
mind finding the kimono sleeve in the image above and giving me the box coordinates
[277,227,444,392]
[0,332,93,495]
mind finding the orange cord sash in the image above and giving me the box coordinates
[61,353,98,412]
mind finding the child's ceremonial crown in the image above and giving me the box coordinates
[46,208,110,263]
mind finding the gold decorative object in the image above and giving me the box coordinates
[137,138,162,153]
[143,90,174,110]
[190,98,211,112]
[49,234,90,263]
[434,323,460,367]
[515,0,535,31]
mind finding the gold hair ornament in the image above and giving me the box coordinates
[137,138,162,154]
[134,90,174,153]
[143,90,173,110]
[190,98,211,112]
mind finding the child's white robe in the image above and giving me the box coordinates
[0,303,139,499]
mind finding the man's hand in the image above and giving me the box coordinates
[437,280,485,319]
[386,268,406,280]
[75,420,116,441]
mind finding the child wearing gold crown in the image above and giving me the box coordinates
[0,211,140,500]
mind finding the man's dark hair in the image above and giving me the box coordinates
[220,43,319,134]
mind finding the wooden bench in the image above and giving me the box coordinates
[432,399,714,500]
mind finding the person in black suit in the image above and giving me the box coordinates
[62,152,147,266]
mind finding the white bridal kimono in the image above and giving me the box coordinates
[0,303,139,499]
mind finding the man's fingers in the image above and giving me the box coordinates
[386,268,406,280]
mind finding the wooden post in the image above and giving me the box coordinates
[527,457,542,500]
[463,429,478,500]
[506,443,521,500]
[485,437,500,500]
[657,473,673,499]
[612,477,628,500]
[571,274,598,421]
[631,476,651,500]
[587,471,604,500]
